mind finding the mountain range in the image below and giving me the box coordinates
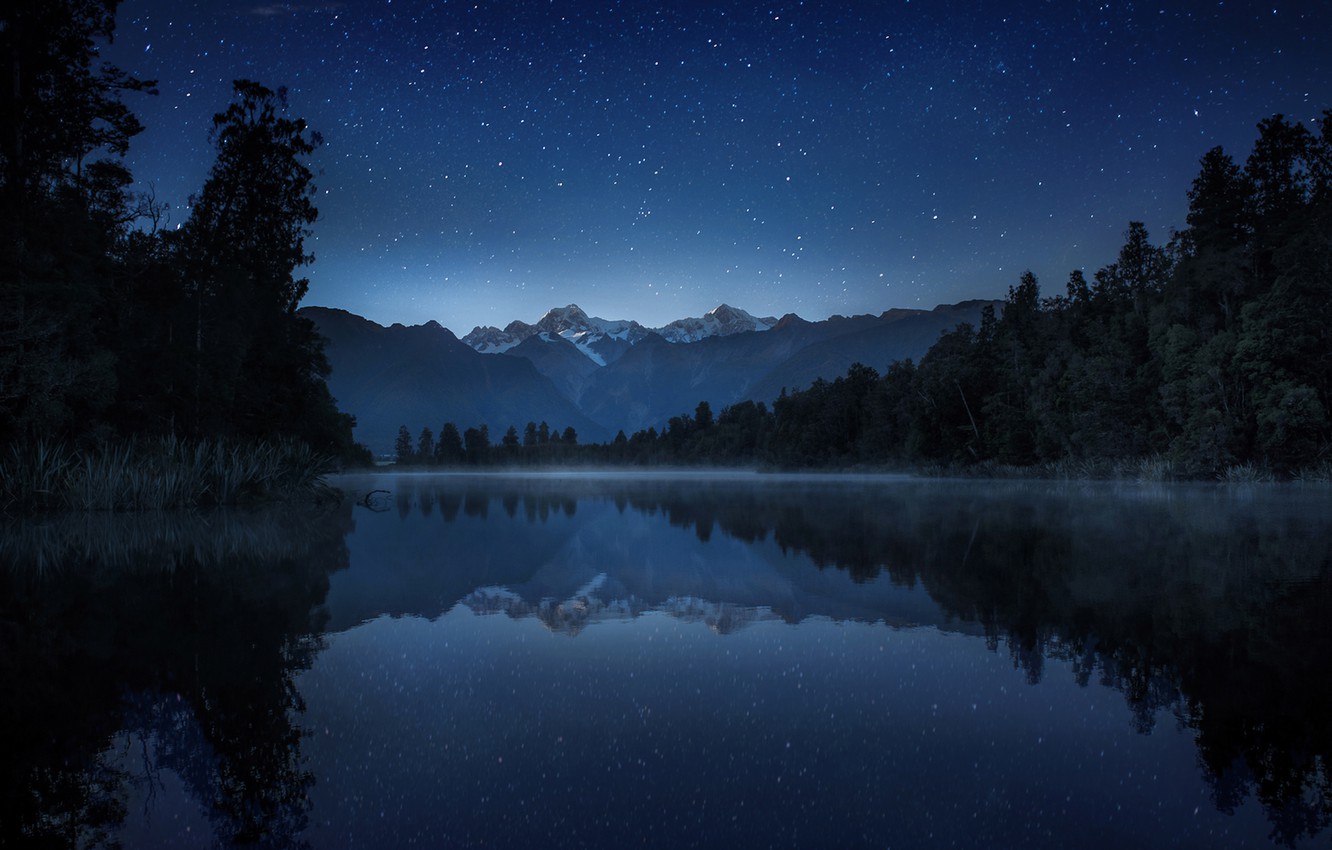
[460,303,779,364]
[301,300,996,454]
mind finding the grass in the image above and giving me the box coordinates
[1,436,337,513]
[1217,462,1276,484]
[1292,461,1332,484]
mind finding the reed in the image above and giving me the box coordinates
[1217,463,1275,484]
[1292,462,1332,484]
[1130,454,1178,482]
[0,437,337,513]
[0,441,74,512]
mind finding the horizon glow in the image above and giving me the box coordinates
[105,0,1331,331]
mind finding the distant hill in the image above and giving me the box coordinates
[747,301,997,402]
[303,300,996,451]
[303,307,609,454]
[576,303,993,433]
[504,332,602,404]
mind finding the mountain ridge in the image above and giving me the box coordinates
[462,302,780,363]
[302,299,997,452]
[302,306,610,454]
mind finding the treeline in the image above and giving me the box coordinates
[399,112,1331,479]
[1,3,365,467]
[391,398,773,467]
[393,421,583,466]
[762,112,1331,479]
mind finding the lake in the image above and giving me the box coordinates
[3,472,1330,848]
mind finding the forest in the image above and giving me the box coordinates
[4,3,1330,501]
[397,112,1332,480]
[1,2,367,509]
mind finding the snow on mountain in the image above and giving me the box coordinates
[307,300,996,446]
[463,302,778,362]
[458,584,779,636]
[461,319,534,354]
[652,303,780,343]
[464,304,651,365]
[535,305,650,346]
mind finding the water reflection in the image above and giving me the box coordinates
[333,473,1332,846]
[5,475,1331,847]
[0,504,352,849]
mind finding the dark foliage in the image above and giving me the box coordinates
[0,4,365,467]
[390,113,1330,478]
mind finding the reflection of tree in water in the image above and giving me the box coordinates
[655,482,1332,847]
[410,476,1332,846]
[0,503,352,848]
[383,477,580,524]
[1184,570,1332,844]
[267,474,1330,844]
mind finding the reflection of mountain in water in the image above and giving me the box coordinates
[332,472,1332,846]
[330,473,966,634]
[460,580,785,636]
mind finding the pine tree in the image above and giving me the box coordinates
[417,427,434,463]
[394,425,412,465]
[436,422,464,464]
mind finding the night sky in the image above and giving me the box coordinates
[103,0,1331,333]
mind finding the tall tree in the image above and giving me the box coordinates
[1183,147,1251,258]
[694,401,714,430]
[1232,114,1332,469]
[1151,148,1255,469]
[436,422,464,464]
[463,425,490,463]
[172,80,349,450]
[417,427,434,463]
[0,0,154,442]
[0,0,154,205]
[394,425,412,465]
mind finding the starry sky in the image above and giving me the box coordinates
[103,0,1330,333]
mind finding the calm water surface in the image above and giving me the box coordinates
[3,473,1330,848]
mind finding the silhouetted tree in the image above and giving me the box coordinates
[417,426,434,463]
[695,400,714,430]
[165,79,354,453]
[0,0,154,442]
[394,425,412,465]
[436,422,464,464]
[463,425,490,463]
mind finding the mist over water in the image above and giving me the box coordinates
[4,474,1330,848]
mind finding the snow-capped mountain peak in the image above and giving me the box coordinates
[463,302,777,361]
[462,324,522,354]
[535,304,592,336]
[652,303,780,344]
[463,304,650,365]
[535,305,651,364]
